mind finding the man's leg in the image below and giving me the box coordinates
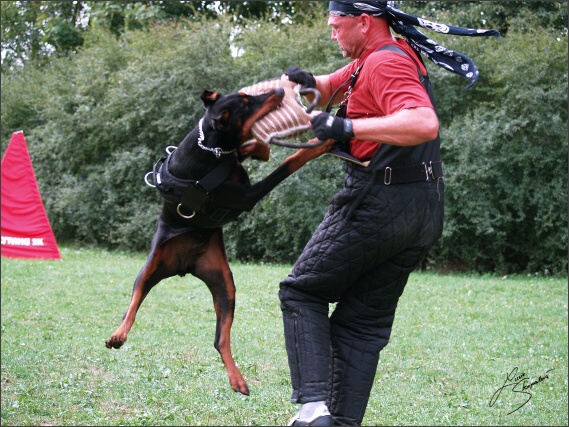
[280,179,444,424]
[327,249,428,425]
[280,286,332,404]
[279,192,381,407]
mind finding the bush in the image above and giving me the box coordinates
[1,11,566,274]
[427,23,568,274]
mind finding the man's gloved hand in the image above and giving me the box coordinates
[283,66,316,89]
[310,112,354,143]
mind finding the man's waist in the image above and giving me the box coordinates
[346,161,443,185]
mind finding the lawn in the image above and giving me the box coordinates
[1,247,567,426]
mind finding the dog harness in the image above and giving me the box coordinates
[147,147,241,225]
[156,150,231,202]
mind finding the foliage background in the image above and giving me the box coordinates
[1,1,567,275]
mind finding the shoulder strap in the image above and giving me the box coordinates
[378,44,426,81]
[179,155,235,213]
[378,44,408,56]
[325,44,419,113]
[325,67,362,113]
[195,155,235,193]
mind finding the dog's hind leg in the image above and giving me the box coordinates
[192,229,249,395]
[105,244,172,349]
[105,226,208,349]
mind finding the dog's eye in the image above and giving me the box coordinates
[242,97,255,109]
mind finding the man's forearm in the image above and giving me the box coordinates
[352,107,439,146]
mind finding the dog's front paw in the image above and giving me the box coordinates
[238,140,270,162]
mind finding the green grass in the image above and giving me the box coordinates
[1,247,567,426]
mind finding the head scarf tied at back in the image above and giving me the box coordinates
[329,1,501,88]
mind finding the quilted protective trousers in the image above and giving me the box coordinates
[279,166,444,425]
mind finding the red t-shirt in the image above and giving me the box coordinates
[329,38,434,161]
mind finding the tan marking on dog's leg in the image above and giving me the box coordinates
[105,248,165,349]
[194,230,249,395]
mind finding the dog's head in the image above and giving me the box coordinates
[200,88,285,150]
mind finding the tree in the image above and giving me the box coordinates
[1,1,86,69]
[427,14,568,274]
[1,1,328,71]
[1,2,566,274]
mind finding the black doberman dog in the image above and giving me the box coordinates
[105,87,331,395]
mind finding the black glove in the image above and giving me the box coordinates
[310,112,354,143]
[284,66,316,89]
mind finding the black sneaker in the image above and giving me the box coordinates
[290,415,336,426]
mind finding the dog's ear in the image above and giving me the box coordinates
[201,90,221,108]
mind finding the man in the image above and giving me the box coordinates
[279,2,500,425]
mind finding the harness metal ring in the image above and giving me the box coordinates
[144,171,156,188]
[177,204,196,219]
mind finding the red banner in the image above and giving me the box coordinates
[1,131,61,260]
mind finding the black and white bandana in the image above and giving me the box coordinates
[329,1,501,88]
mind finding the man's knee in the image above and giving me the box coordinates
[279,281,330,310]
[330,294,398,353]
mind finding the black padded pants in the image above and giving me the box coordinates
[279,169,444,425]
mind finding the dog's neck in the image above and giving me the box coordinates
[168,119,237,181]
[196,118,236,159]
